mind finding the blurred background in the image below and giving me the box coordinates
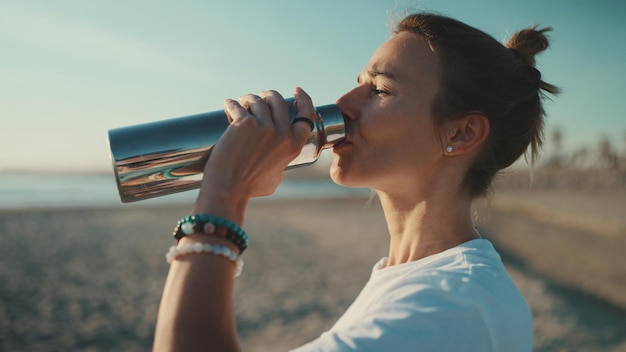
[1,0,625,173]
[1,0,625,351]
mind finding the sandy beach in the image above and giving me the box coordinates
[1,186,625,351]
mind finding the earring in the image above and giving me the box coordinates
[446,145,453,153]
[448,129,456,135]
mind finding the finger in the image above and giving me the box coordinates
[291,117,314,132]
[291,87,317,143]
[260,90,289,134]
[238,94,272,125]
[224,98,249,124]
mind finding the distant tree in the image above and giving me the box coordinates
[621,130,626,168]
[598,137,618,169]
[571,147,591,168]
[545,128,564,167]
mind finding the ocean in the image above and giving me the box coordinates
[0,173,369,210]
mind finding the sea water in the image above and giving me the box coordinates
[0,173,369,210]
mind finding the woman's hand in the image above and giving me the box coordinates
[192,87,316,223]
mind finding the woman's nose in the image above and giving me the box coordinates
[335,86,362,122]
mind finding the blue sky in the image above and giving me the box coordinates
[1,0,624,172]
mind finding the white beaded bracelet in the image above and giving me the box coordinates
[165,242,244,277]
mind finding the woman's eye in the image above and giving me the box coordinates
[373,88,387,95]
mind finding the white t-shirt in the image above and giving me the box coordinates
[291,239,532,352]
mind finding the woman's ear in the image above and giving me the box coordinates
[443,113,490,156]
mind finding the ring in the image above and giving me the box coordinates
[291,117,315,132]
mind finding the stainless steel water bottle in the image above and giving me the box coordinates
[107,98,345,203]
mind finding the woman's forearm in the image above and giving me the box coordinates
[153,234,242,352]
[154,189,249,351]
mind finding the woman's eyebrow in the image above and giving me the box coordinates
[369,70,397,80]
[357,70,398,84]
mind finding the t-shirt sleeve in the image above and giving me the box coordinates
[289,292,492,352]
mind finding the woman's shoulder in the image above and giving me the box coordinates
[370,239,529,320]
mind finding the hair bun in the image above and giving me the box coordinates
[505,26,553,67]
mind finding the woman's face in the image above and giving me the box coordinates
[330,31,443,194]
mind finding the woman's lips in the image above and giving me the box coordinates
[332,137,351,152]
[333,137,345,147]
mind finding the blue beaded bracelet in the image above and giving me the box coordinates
[173,214,249,253]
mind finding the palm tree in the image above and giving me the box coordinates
[546,128,564,167]
[598,137,617,169]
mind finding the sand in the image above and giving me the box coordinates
[1,191,625,351]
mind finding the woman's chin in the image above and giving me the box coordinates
[330,163,362,188]
[329,162,346,186]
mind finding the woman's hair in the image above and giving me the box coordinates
[396,13,560,198]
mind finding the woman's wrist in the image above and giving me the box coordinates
[192,187,250,227]
[173,214,248,254]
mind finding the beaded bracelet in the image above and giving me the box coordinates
[173,214,249,253]
[165,242,244,277]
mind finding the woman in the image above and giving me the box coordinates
[153,12,558,351]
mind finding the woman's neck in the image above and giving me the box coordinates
[378,189,481,267]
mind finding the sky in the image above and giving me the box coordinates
[1,0,625,173]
